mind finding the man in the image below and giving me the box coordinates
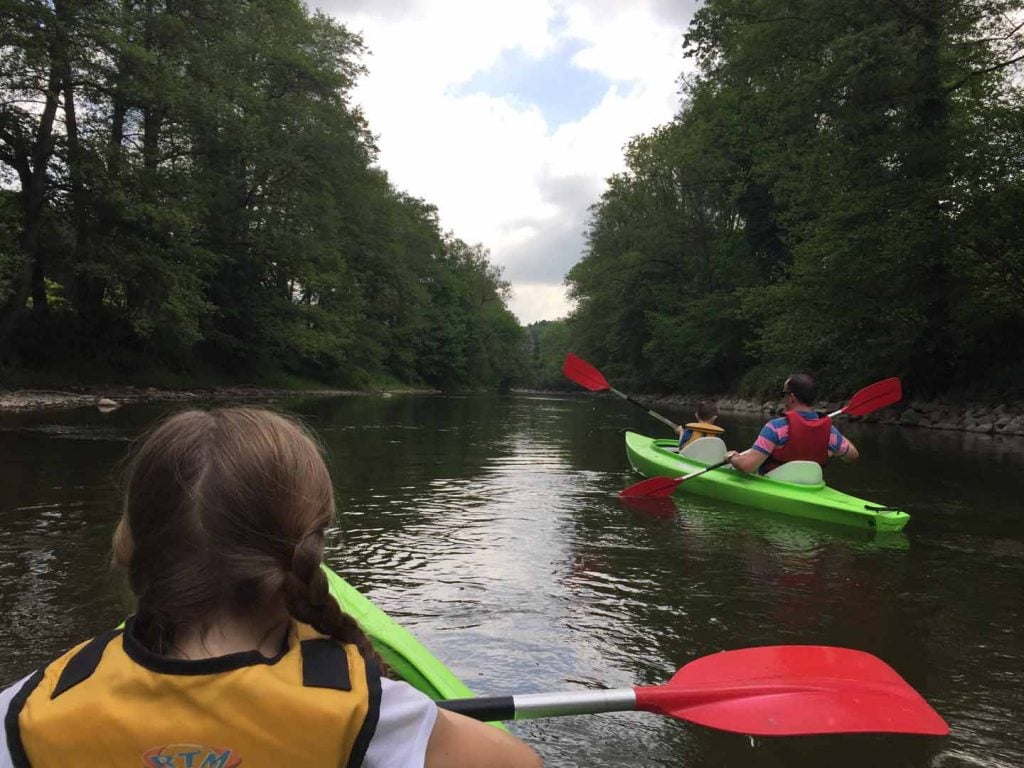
[725,373,859,474]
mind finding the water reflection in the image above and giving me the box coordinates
[0,394,1020,767]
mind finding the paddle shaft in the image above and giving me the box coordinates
[679,458,730,481]
[439,689,636,722]
[608,387,679,431]
[437,685,814,722]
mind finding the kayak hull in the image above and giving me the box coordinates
[624,432,909,533]
[324,566,475,701]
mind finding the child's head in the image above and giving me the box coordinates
[695,400,718,423]
[113,408,372,658]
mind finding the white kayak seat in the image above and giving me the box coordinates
[678,437,728,464]
[765,460,824,485]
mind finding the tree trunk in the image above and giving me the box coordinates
[0,41,63,347]
[904,0,953,382]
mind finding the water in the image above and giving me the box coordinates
[1,393,1022,766]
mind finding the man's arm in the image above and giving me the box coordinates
[726,419,780,474]
[830,427,859,463]
[837,440,859,462]
[725,448,769,474]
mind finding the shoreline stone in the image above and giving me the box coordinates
[14,385,1018,439]
[0,386,441,414]
[645,393,1024,438]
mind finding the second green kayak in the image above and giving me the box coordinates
[625,432,910,532]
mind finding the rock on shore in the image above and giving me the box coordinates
[0,386,430,413]
[650,394,1024,437]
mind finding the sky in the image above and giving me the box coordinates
[312,0,701,324]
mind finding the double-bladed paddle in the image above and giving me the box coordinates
[438,645,948,736]
[562,353,680,432]
[620,377,904,499]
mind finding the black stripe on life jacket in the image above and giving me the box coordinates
[51,629,123,699]
[300,639,352,691]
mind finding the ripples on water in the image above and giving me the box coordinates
[0,394,1022,767]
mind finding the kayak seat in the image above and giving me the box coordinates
[765,461,824,485]
[679,437,727,464]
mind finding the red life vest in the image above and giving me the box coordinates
[764,410,832,471]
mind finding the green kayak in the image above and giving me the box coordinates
[625,432,910,532]
[323,565,477,702]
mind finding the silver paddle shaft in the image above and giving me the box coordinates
[609,387,679,431]
[508,689,637,720]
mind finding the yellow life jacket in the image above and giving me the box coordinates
[9,618,379,768]
[683,421,725,445]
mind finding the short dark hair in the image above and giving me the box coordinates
[695,400,718,421]
[785,373,818,405]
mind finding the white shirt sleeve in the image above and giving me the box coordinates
[0,674,34,768]
[362,677,438,768]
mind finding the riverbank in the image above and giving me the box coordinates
[8,387,1024,437]
[0,385,440,413]
[650,393,1024,437]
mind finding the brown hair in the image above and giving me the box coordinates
[695,400,718,422]
[785,373,818,406]
[112,407,381,666]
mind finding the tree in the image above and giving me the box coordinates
[566,0,1024,399]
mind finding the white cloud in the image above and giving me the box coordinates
[563,3,686,82]
[313,0,698,324]
[509,282,576,326]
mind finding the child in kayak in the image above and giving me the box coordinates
[675,399,725,449]
[0,407,542,768]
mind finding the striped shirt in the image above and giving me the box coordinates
[752,411,851,458]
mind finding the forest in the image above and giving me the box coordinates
[3,1,1023,400]
[549,0,1024,400]
[0,0,525,390]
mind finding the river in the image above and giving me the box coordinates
[0,393,1021,767]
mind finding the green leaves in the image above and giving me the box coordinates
[563,0,1024,399]
[0,0,524,388]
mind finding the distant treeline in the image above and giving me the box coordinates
[0,0,525,389]
[537,0,1024,400]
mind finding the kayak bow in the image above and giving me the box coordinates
[324,565,477,702]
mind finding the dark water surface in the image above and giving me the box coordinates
[1,393,1021,766]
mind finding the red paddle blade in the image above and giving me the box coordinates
[620,475,683,499]
[562,353,610,392]
[636,646,948,736]
[841,377,902,417]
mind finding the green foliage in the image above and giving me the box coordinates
[565,0,1024,399]
[525,319,573,389]
[0,0,523,389]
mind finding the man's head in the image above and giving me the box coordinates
[783,373,817,408]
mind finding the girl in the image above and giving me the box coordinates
[0,408,541,767]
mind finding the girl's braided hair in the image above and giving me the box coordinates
[112,407,382,668]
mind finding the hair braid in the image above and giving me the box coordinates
[283,532,387,672]
[114,407,390,673]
